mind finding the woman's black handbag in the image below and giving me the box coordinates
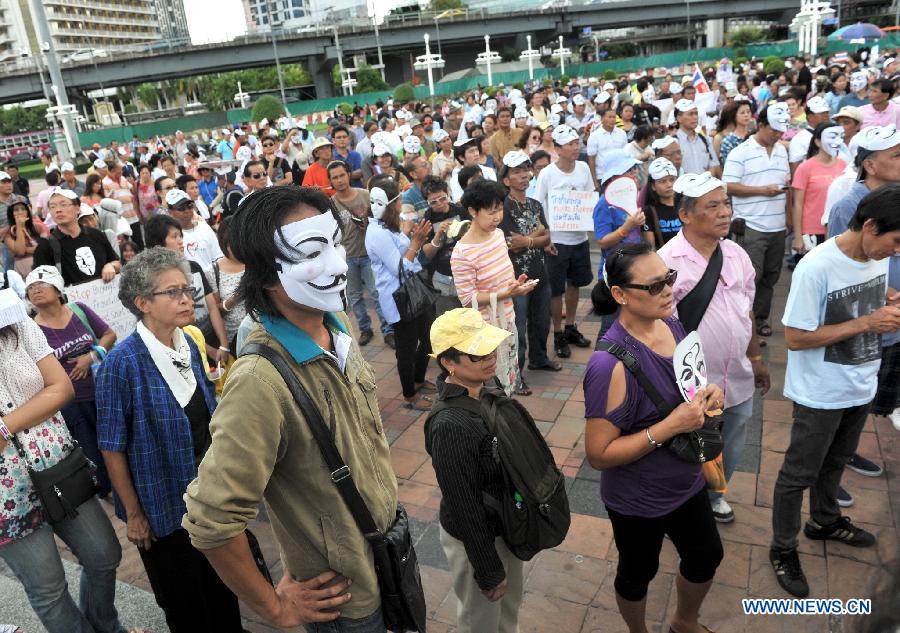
[393,260,437,322]
[241,343,427,632]
[596,342,723,464]
[12,432,98,524]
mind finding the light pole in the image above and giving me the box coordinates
[686,0,692,51]
[520,34,541,80]
[333,25,356,96]
[414,33,445,108]
[553,36,572,76]
[373,16,385,80]
[476,34,501,87]
[271,25,288,107]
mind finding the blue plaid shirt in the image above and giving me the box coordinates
[96,331,217,538]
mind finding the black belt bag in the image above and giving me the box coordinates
[12,433,98,524]
[241,343,427,632]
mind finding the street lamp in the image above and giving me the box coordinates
[476,34,501,87]
[372,15,385,81]
[552,36,572,76]
[519,34,541,80]
[414,33,445,108]
[333,25,356,96]
[271,23,288,107]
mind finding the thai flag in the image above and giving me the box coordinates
[692,64,710,93]
[833,51,849,63]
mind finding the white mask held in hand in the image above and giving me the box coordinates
[370,187,401,220]
[850,72,868,93]
[275,212,349,313]
[821,126,845,157]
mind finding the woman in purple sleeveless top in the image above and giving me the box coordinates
[582,242,725,633]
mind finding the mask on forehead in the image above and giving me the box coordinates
[275,212,349,313]
[850,72,868,92]
[821,126,845,157]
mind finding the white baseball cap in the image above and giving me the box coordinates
[603,82,616,91]
[806,95,830,114]
[673,172,725,198]
[165,188,192,208]
[675,99,698,112]
[372,143,392,157]
[572,94,586,106]
[93,159,108,170]
[651,136,678,151]
[594,92,611,104]
[502,150,532,169]
[551,124,579,145]
[48,187,79,201]
[78,203,96,219]
[670,83,684,95]
[432,129,449,143]
[25,265,65,295]
[61,161,75,172]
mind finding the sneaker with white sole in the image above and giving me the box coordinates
[710,497,735,523]
[847,453,883,477]
[837,485,854,508]
[891,407,900,432]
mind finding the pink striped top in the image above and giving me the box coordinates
[451,228,517,330]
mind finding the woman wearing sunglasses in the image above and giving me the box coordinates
[95,246,243,632]
[584,242,725,633]
[259,134,293,187]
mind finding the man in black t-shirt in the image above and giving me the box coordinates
[499,151,558,374]
[33,188,120,286]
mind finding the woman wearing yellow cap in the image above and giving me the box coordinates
[424,307,525,633]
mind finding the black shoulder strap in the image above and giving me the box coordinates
[675,243,723,333]
[48,228,64,275]
[596,341,673,417]
[240,343,383,541]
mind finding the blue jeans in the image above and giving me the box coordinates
[513,278,552,370]
[304,607,386,633]
[61,400,111,496]
[346,255,391,335]
[0,243,13,273]
[708,396,753,502]
[0,497,125,633]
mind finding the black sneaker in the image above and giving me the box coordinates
[358,329,373,346]
[847,453,883,477]
[384,333,396,349]
[769,548,809,598]
[837,485,854,508]
[564,325,591,348]
[554,332,571,358]
[804,516,876,547]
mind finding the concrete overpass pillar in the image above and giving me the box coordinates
[306,56,336,101]
[706,18,724,48]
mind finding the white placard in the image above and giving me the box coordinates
[547,188,599,232]
[673,330,708,403]
[65,276,137,342]
[604,176,639,216]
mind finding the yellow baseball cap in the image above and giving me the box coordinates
[430,308,511,358]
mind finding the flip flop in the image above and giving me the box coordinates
[402,399,431,412]
[415,381,437,393]
[528,362,562,372]
[515,384,533,396]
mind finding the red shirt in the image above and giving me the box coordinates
[301,162,335,197]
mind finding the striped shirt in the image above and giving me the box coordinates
[451,229,517,329]
[722,135,789,233]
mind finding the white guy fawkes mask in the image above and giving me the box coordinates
[821,126,845,157]
[766,102,791,133]
[370,187,401,220]
[850,72,868,93]
[274,212,348,312]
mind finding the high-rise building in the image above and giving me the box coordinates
[153,0,190,44]
[242,0,373,31]
[0,0,32,61]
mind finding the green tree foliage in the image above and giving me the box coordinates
[394,83,415,104]
[197,64,312,111]
[559,74,570,86]
[0,105,49,135]
[763,56,785,75]
[356,64,390,93]
[337,102,354,116]
[603,69,618,80]
[726,26,767,48]
[252,95,286,122]
[136,83,159,110]
[428,0,466,11]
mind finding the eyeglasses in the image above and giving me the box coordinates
[150,286,195,300]
[248,172,266,180]
[427,194,449,207]
[621,270,678,296]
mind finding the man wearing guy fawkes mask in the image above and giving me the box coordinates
[183,186,399,633]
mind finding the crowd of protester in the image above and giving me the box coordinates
[0,48,897,633]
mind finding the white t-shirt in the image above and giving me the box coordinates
[788,128,813,163]
[722,136,789,232]
[586,127,628,180]
[182,221,224,269]
[782,238,888,409]
[449,164,497,202]
[534,160,593,246]
[821,164,856,226]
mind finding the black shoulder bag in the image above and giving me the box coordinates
[596,341,723,464]
[393,258,437,322]
[675,242,723,333]
[11,433,98,524]
[241,343,427,633]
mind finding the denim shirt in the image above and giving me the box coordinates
[96,331,217,538]
[364,220,420,325]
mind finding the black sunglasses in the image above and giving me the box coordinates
[621,269,678,296]
[463,350,497,363]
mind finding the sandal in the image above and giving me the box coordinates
[528,361,562,372]
[402,398,432,412]
[415,380,437,393]
[757,322,773,337]
[515,382,533,396]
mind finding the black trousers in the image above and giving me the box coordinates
[606,488,724,602]
[138,528,243,633]
[393,306,434,398]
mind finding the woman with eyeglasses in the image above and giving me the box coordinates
[584,242,725,633]
[259,134,292,187]
[96,246,243,633]
[421,175,470,306]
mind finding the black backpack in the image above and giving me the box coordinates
[425,385,570,561]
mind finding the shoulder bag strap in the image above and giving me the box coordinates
[67,302,97,344]
[675,243,723,333]
[240,343,383,540]
[48,229,64,276]
[595,341,673,418]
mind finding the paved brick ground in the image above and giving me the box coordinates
[43,257,899,633]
